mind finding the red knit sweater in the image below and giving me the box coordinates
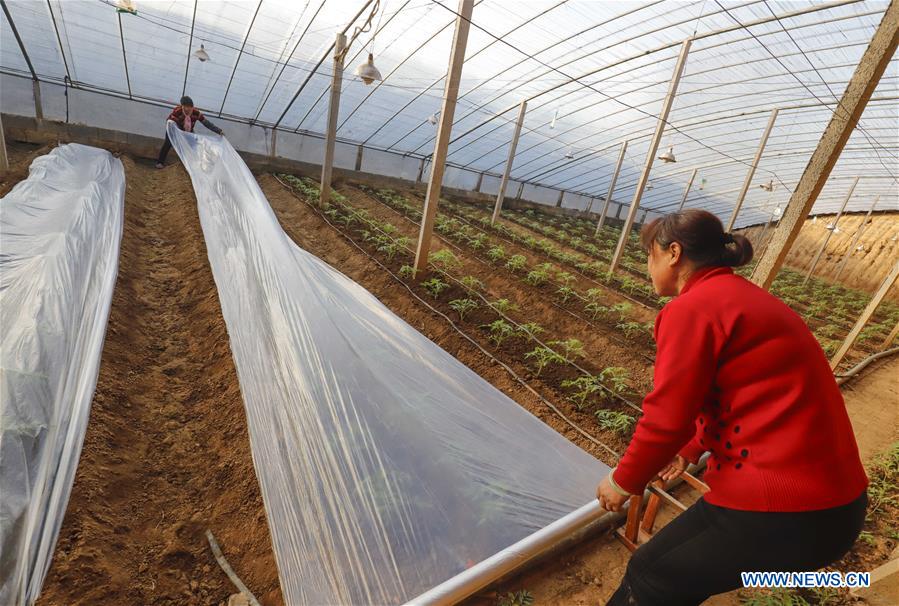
[613,266,868,511]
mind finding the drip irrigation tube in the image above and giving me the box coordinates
[836,346,899,386]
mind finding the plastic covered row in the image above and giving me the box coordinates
[167,122,608,604]
[0,144,125,605]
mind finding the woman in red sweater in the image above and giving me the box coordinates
[597,210,868,605]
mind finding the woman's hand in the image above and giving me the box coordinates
[658,455,688,482]
[596,476,629,512]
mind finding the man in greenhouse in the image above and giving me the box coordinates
[596,210,867,606]
[155,95,224,168]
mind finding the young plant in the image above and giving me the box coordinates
[468,232,488,250]
[487,245,506,263]
[524,266,550,286]
[556,285,577,303]
[497,590,534,606]
[595,409,636,437]
[525,346,566,376]
[420,277,448,299]
[460,275,485,292]
[428,249,462,271]
[561,375,603,410]
[555,271,575,285]
[506,254,528,272]
[516,322,544,338]
[549,338,585,359]
[448,298,478,321]
[489,298,519,314]
[617,320,648,339]
[599,366,631,394]
[484,319,516,346]
[585,302,610,320]
[610,302,633,321]
[398,264,415,279]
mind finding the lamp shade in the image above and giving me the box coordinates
[356,53,382,85]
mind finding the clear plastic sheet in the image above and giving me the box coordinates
[167,123,608,605]
[0,144,125,605]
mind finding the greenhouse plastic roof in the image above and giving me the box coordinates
[2,0,897,227]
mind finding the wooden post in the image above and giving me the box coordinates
[269,128,277,158]
[355,144,364,171]
[726,108,778,232]
[320,32,347,207]
[751,3,899,290]
[677,168,697,212]
[609,39,691,274]
[414,0,474,273]
[0,112,8,175]
[416,157,426,183]
[831,260,899,370]
[596,140,627,236]
[555,190,564,207]
[516,182,524,200]
[882,320,899,349]
[474,171,484,192]
[492,99,527,224]
[803,176,858,286]
[32,79,44,125]
[834,195,879,281]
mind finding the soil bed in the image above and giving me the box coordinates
[38,158,282,606]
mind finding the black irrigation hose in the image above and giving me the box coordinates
[353,187,656,363]
[272,175,622,460]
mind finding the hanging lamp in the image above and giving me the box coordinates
[428,111,440,126]
[116,0,137,14]
[759,179,775,192]
[355,53,382,85]
[657,146,676,163]
[194,44,210,62]
[564,148,574,160]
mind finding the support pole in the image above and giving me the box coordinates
[320,32,347,207]
[803,176,858,286]
[677,168,697,212]
[834,195,879,281]
[492,99,527,224]
[474,172,483,192]
[417,158,426,183]
[882,320,899,349]
[0,112,9,175]
[596,140,627,236]
[609,39,691,274]
[414,0,474,273]
[751,3,899,290]
[32,79,43,125]
[269,128,277,158]
[831,260,899,370]
[555,190,564,208]
[355,144,364,171]
[726,108,778,232]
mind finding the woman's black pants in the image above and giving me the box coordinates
[157,134,172,164]
[607,490,867,606]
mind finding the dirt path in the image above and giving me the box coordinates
[38,158,282,606]
[843,355,899,462]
